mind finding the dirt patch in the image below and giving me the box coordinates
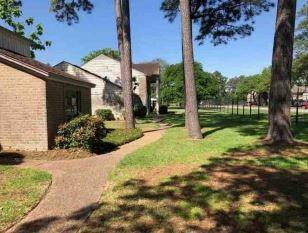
[136,164,199,185]
[0,149,93,163]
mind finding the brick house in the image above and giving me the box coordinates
[0,27,95,151]
[55,61,143,119]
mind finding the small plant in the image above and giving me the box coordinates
[55,115,107,151]
[96,109,115,121]
[134,105,147,118]
[159,105,168,114]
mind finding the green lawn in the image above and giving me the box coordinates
[0,166,51,231]
[81,109,308,233]
[104,117,160,133]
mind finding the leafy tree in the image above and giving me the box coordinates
[292,53,308,86]
[294,4,308,56]
[51,0,135,129]
[82,48,121,64]
[161,0,274,45]
[50,0,93,25]
[0,0,51,57]
[266,0,297,144]
[161,62,227,104]
[255,67,271,93]
[226,67,270,103]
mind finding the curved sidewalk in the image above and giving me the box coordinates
[7,127,167,233]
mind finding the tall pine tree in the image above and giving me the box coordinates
[265,0,297,144]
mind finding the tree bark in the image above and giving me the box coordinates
[265,0,296,144]
[181,29,189,129]
[180,0,202,139]
[114,0,135,129]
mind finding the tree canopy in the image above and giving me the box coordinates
[82,48,121,64]
[161,62,227,105]
[50,0,93,25]
[226,67,271,99]
[292,53,308,86]
[161,0,274,45]
[0,0,51,57]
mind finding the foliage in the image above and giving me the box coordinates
[50,0,93,25]
[0,0,51,57]
[161,0,274,45]
[161,62,227,104]
[159,105,168,114]
[292,53,308,86]
[0,166,51,231]
[227,67,271,99]
[294,4,308,56]
[55,115,107,151]
[95,109,115,121]
[104,128,143,147]
[133,105,147,118]
[82,48,121,64]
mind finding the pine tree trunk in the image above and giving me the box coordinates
[115,0,135,129]
[115,0,124,88]
[265,0,296,144]
[181,32,188,128]
[180,0,202,139]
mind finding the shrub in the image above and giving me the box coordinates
[95,109,115,121]
[104,128,143,146]
[55,115,107,151]
[134,105,147,118]
[159,105,168,114]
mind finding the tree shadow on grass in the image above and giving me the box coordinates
[81,151,308,233]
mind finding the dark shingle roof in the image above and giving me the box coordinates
[0,48,95,88]
[133,62,160,76]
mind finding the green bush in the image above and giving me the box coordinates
[55,115,107,151]
[95,109,115,121]
[104,128,143,146]
[159,105,168,114]
[134,105,147,118]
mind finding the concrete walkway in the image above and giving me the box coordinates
[7,127,167,233]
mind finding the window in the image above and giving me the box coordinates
[65,89,81,120]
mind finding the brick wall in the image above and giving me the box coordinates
[46,80,92,148]
[0,62,48,151]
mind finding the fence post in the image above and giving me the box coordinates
[296,87,299,124]
[249,103,252,118]
[258,95,260,119]
[232,99,234,115]
[236,97,239,115]
[243,104,245,116]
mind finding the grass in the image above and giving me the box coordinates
[0,166,51,231]
[105,117,160,132]
[103,128,143,148]
[81,109,308,233]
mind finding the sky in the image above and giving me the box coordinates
[15,0,307,78]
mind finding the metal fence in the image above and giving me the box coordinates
[199,98,308,124]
